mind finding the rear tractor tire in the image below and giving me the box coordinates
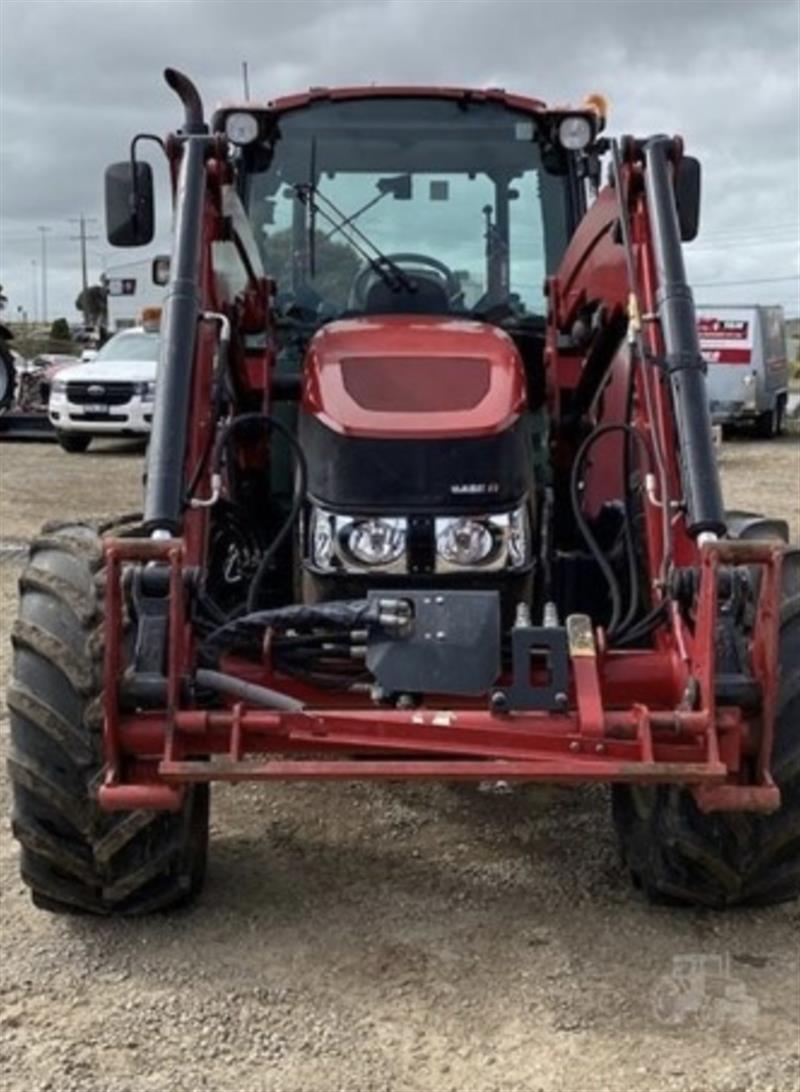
[613,596,800,908]
[7,523,209,915]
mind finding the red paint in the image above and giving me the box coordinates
[701,349,752,365]
[301,316,526,439]
[218,86,549,117]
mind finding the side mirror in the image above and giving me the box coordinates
[675,155,701,242]
[105,161,154,247]
[152,255,171,286]
[377,174,412,200]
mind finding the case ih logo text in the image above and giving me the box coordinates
[450,483,501,495]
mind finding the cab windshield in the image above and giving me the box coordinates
[95,331,160,362]
[243,97,574,323]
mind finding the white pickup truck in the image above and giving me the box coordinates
[697,304,790,437]
[48,326,159,452]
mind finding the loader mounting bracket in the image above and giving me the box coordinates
[493,625,570,712]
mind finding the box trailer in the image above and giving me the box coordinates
[104,257,167,332]
[697,305,789,436]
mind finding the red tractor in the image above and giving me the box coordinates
[8,70,798,914]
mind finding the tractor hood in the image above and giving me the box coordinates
[301,315,526,440]
[298,316,533,514]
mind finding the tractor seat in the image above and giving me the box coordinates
[364,274,450,315]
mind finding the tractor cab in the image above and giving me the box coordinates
[230,93,595,389]
[215,93,602,616]
[235,94,586,322]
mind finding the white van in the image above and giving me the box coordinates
[697,305,789,437]
[48,326,159,452]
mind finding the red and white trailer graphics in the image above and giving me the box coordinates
[697,305,789,436]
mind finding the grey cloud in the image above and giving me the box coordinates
[1,0,797,319]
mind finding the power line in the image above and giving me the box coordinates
[689,241,799,254]
[691,274,800,287]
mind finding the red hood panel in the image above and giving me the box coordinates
[301,316,526,439]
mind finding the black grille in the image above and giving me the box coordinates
[69,412,127,422]
[299,412,533,514]
[67,381,135,406]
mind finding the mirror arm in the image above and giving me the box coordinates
[128,134,166,231]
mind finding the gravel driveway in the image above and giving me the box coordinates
[1,436,798,1092]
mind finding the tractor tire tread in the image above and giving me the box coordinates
[7,523,209,916]
[613,594,800,908]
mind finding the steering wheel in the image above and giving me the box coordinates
[349,252,463,310]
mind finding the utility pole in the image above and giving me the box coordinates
[31,259,38,324]
[70,216,99,326]
[37,226,51,324]
[242,60,250,101]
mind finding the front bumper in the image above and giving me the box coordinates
[49,394,153,434]
[709,399,757,424]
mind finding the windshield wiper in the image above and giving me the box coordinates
[294,184,417,295]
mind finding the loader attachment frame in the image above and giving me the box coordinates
[98,535,783,816]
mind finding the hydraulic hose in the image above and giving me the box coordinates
[207,413,309,613]
[195,669,304,711]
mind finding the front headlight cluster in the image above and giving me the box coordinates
[435,511,528,572]
[135,381,157,402]
[311,512,408,574]
[309,506,530,574]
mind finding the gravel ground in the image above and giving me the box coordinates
[1,435,799,1092]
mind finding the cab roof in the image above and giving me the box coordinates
[212,85,552,126]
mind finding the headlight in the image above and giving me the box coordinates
[308,505,529,575]
[309,508,408,572]
[225,111,260,146]
[136,381,157,401]
[345,518,406,567]
[435,507,530,573]
[50,379,67,396]
[436,518,494,567]
[558,115,593,151]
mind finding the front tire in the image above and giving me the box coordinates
[613,597,800,908]
[7,524,209,915]
[56,431,92,453]
[0,341,15,411]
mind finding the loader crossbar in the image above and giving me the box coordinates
[99,536,784,816]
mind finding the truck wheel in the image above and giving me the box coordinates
[755,406,778,439]
[612,596,800,908]
[0,341,16,411]
[775,397,786,437]
[56,431,92,453]
[7,524,209,915]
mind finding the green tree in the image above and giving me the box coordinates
[75,284,108,327]
[49,317,71,342]
[261,228,360,308]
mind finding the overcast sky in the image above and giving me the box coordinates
[1,0,798,323]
